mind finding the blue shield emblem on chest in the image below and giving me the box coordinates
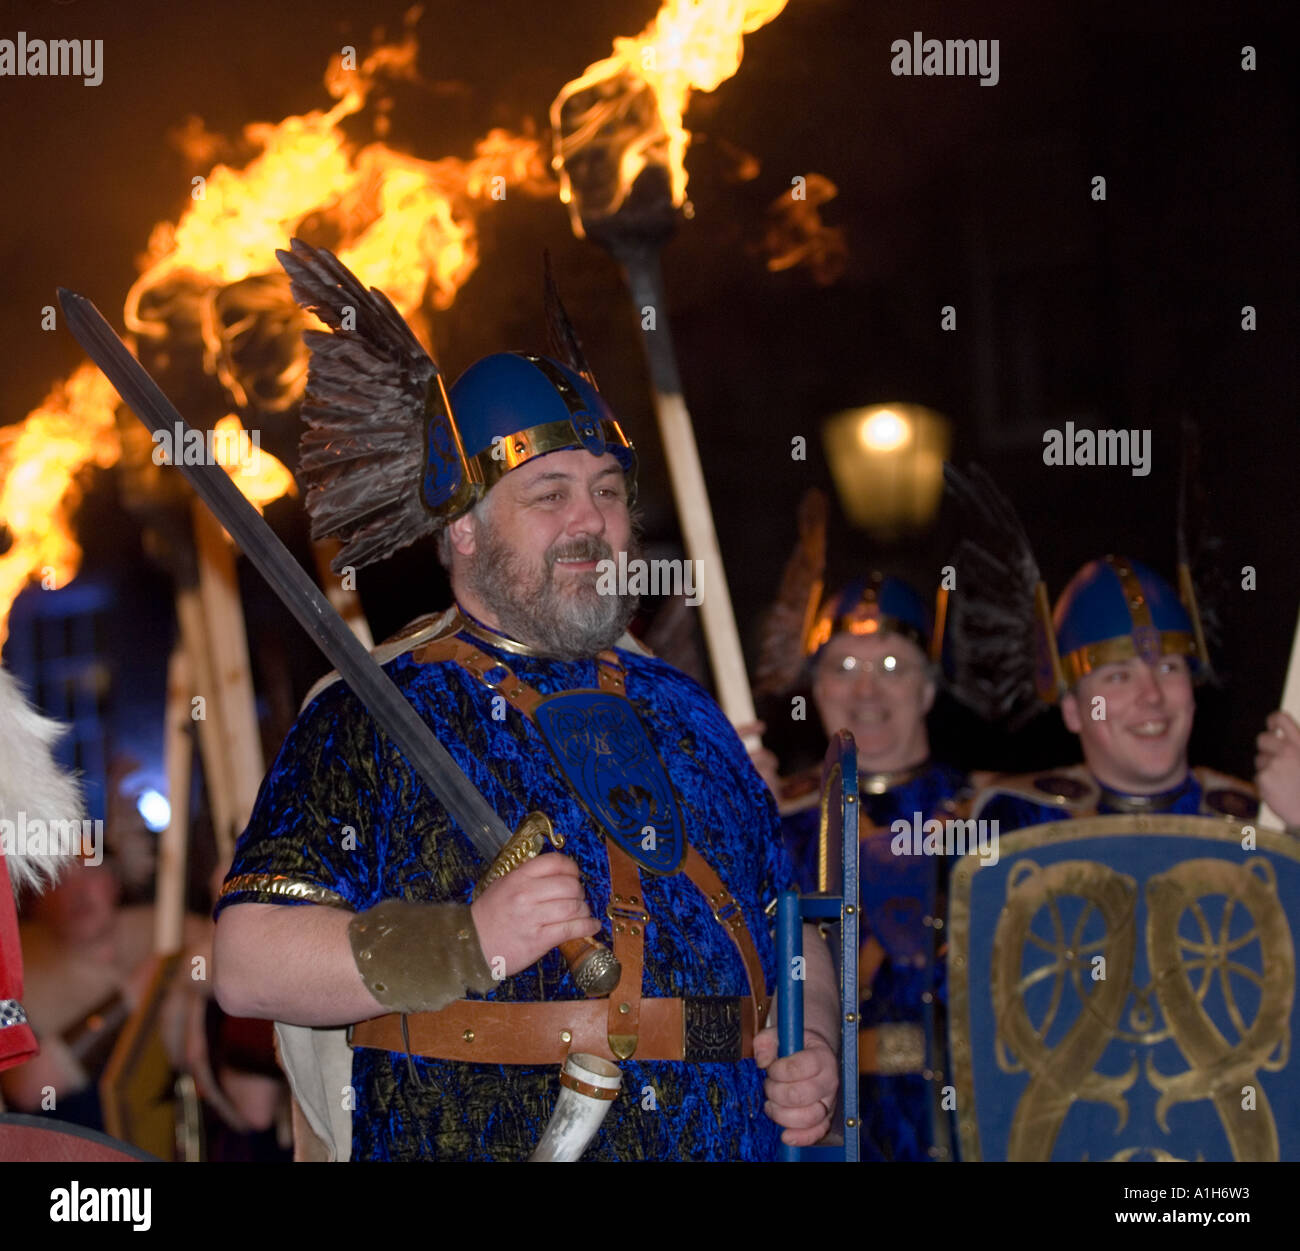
[533,690,685,874]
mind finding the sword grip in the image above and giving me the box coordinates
[479,812,622,997]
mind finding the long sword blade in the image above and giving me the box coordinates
[57,288,510,858]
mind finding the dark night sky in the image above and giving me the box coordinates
[0,0,1295,791]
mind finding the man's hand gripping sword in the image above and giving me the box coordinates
[57,288,620,999]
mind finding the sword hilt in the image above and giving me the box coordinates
[478,811,622,998]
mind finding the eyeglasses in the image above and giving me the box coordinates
[816,653,925,682]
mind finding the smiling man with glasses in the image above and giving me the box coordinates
[757,572,970,1163]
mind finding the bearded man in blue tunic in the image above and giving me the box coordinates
[211,243,838,1162]
[753,504,969,1163]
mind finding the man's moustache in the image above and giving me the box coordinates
[548,539,615,566]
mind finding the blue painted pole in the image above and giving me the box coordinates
[776,889,803,1162]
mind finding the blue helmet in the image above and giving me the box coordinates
[1047,555,1206,693]
[804,573,942,663]
[435,352,636,511]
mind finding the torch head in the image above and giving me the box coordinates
[445,352,637,510]
[551,70,681,251]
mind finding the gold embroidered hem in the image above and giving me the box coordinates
[219,874,350,909]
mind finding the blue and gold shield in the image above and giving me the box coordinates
[948,815,1299,1161]
[533,690,685,874]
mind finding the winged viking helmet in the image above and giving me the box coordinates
[754,488,947,699]
[275,239,636,574]
[942,463,1212,725]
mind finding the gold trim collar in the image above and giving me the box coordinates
[454,608,549,658]
[860,758,931,795]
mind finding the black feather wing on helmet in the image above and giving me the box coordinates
[543,250,597,387]
[1176,417,1222,680]
[943,462,1045,726]
[754,488,828,698]
[276,238,472,574]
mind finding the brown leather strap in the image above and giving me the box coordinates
[605,839,647,1058]
[411,635,548,717]
[595,650,625,695]
[349,997,755,1064]
[412,634,632,717]
[412,631,771,1039]
[561,1069,620,1100]
[680,845,771,1034]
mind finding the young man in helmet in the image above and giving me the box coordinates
[975,555,1259,827]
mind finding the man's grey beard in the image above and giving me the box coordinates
[462,519,642,660]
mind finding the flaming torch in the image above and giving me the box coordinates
[551,1,787,739]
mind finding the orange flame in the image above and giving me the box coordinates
[1,19,550,640]
[761,173,847,285]
[336,130,552,315]
[552,0,788,231]
[128,24,549,337]
[0,364,121,645]
[211,415,297,514]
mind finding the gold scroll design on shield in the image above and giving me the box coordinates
[1144,858,1292,1161]
[992,858,1293,1161]
[992,860,1139,1161]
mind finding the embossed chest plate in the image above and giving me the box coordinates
[533,689,686,874]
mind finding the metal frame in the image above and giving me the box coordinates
[777,730,861,1161]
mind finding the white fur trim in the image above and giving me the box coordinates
[0,667,84,897]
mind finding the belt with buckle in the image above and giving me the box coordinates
[348,995,753,1064]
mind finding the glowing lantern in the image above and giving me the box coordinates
[822,403,950,538]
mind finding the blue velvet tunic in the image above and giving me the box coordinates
[217,627,793,1161]
[783,760,969,1162]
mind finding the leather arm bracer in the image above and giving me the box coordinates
[348,899,497,1015]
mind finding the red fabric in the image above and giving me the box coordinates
[0,853,37,1072]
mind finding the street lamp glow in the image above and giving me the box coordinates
[822,402,950,536]
[858,408,911,452]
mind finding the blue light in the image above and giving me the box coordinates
[137,789,171,832]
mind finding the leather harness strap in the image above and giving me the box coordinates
[360,630,773,1066]
[409,635,626,718]
[411,634,548,716]
[679,846,771,1034]
[604,839,647,1058]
